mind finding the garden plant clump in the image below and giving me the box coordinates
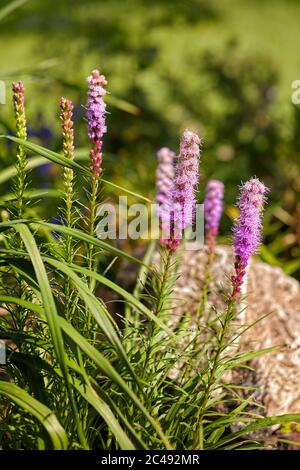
[0,69,299,451]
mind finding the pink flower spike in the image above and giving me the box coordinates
[86,69,107,178]
[156,130,201,252]
[172,129,201,235]
[204,179,224,250]
[231,177,269,300]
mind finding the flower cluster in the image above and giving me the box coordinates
[60,97,74,161]
[157,130,201,252]
[231,177,268,299]
[86,69,107,178]
[156,147,175,240]
[12,81,27,141]
[60,97,75,227]
[172,130,201,231]
[156,147,175,208]
[204,179,224,250]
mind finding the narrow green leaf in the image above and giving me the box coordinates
[0,0,28,22]
[259,245,282,267]
[37,222,148,266]
[0,157,48,184]
[0,295,43,315]
[0,382,68,450]
[14,224,67,376]
[214,414,300,448]
[284,258,300,275]
[0,136,152,201]
[1,135,90,176]
[0,220,149,267]
[101,178,152,203]
[0,189,61,204]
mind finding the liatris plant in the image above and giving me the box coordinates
[204,179,224,252]
[60,97,76,321]
[194,178,268,448]
[60,97,75,229]
[12,81,27,218]
[86,69,107,278]
[231,177,268,300]
[155,131,200,319]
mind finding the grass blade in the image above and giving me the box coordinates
[0,0,28,22]
[0,136,152,201]
[0,382,68,450]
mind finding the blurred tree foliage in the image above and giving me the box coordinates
[1,0,300,275]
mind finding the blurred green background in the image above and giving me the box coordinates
[1,0,300,276]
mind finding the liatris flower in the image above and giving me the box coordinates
[12,80,27,218]
[156,147,175,207]
[204,179,224,251]
[231,177,268,300]
[173,130,201,228]
[156,147,175,239]
[60,97,75,228]
[158,130,201,251]
[167,129,201,250]
[60,97,74,161]
[12,81,27,141]
[86,69,107,178]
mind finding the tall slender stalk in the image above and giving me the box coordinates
[196,179,224,326]
[193,299,234,449]
[156,248,173,316]
[12,81,27,219]
[142,247,173,379]
[193,177,268,449]
[195,248,214,328]
[86,69,107,290]
[88,175,98,278]
[60,97,75,320]
[10,81,29,336]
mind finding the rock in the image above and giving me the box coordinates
[172,244,300,417]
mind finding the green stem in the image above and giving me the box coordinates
[86,176,99,331]
[142,248,173,380]
[157,249,173,316]
[88,177,98,280]
[193,299,234,449]
[63,168,74,321]
[16,146,26,219]
[193,249,214,349]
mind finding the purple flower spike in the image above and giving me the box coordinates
[231,177,269,300]
[156,147,175,234]
[86,69,107,178]
[156,147,175,208]
[172,129,201,231]
[204,179,224,250]
[161,130,201,252]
